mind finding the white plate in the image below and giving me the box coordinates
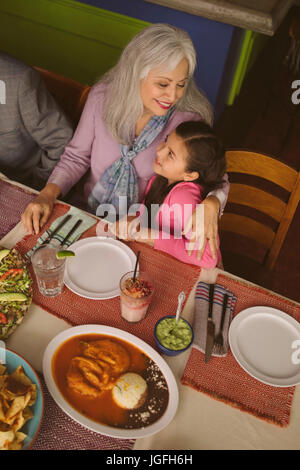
[229,306,300,387]
[42,325,179,438]
[64,237,137,299]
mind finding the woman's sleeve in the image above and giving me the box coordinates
[207,173,230,216]
[47,87,98,196]
[154,184,219,269]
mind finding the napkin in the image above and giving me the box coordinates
[25,206,97,259]
[193,282,236,357]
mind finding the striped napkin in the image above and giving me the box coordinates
[25,206,97,259]
[193,282,236,357]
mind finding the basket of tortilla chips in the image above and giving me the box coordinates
[0,349,43,450]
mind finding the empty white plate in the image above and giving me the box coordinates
[64,237,137,299]
[229,306,300,387]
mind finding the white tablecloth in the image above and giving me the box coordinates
[1,175,299,450]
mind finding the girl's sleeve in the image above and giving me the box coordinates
[207,173,230,217]
[47,86,98,196]
[154,184,219,269]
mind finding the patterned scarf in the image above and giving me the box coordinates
[88,108,174,218]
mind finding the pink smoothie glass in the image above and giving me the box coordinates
[120,271,154,323]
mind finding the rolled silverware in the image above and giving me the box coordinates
[205,284,215,364]
[60,219,83,246]
[214,294,229,350]
[43,214,72,244]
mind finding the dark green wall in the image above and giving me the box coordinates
[0,0,150,84]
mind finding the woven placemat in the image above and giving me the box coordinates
[181,273,300,427]
[0,178,36,239]
[30,374,135,450]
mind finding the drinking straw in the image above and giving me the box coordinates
[133,251,141,282]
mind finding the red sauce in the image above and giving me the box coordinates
[51,334,169,429]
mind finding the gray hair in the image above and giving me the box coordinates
[101,23,214,144]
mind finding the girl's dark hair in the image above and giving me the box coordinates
[144,121,226,221]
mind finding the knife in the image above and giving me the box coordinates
[60,219,82,246]
[43,214,72,244]
[205,284,215,364]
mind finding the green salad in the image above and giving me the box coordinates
[0,248,33,339]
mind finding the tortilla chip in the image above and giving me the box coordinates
[0,365,37,450]
[15,431,27,443]
[5,366,32,397]
[11,410,25,432]
[8,440,23,450]
[28,384,37,406]
[0,421,9,432]
[0,374,7,389]
[0,399,6,420]
[22,406,33,423]
[4,392,31,424]
[4,430,26,450]
[0,430,15,450]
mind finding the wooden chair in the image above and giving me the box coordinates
[219,150,300,279]
[34,66,90,126]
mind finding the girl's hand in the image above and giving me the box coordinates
[21,184,60,235]
[182,195,220,261]
[110,216,138,240]
[112,217,156,247]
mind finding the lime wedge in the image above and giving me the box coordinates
[0,249,10,262]
[56,250,75,259]
[0,293,28,302]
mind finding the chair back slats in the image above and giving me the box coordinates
[266,172,300,270]
[221,150,300,271]
[220,213,275,249]
[78,85,91,115]
[228,184,286,223]
[226,151,298,191]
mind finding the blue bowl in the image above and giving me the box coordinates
[154,315,194,356]
[0,347,44,450]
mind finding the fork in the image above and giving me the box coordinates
[214,294,229,352]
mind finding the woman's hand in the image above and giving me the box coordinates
[21,183,61,235]
[182,195,220,260]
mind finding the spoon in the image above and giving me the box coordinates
[175,291,186,324]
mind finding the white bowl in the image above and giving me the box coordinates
[42,324,179,438]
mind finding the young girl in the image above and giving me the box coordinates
[102,121,226,268]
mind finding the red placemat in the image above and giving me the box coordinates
[0,179,36,239]
[181,273,300,427]
[30,374,135,450]
[15,214,201,350]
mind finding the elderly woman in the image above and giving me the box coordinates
[21,23,229,259]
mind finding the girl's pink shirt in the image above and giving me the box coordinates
[141,176,221,268]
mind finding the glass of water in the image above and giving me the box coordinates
[31,244,66,297]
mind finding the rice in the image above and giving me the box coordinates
[112,373,147,409]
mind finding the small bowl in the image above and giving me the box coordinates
[154,315,194,356]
